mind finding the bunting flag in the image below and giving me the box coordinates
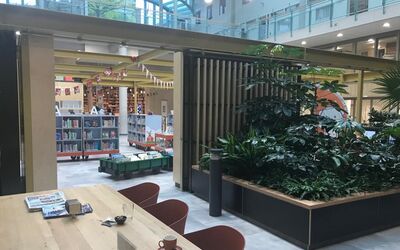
[140,63,174,88]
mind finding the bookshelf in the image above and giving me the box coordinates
[128,114,162,150]
[56,115,119,160]
[56,115,83,159]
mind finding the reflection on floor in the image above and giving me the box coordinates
[58,136,400,250]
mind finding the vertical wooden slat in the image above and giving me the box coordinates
[231,61,237,132]
[259,68,263,97]
[225,61,232,134]
[214,60,220,140]
[220,60,226,136]
[243,63,249,103]
[253,65,258,98]
[195,58,201,161]
[202,58,207,155]
[208,59,214,148]
[237,62,243,130]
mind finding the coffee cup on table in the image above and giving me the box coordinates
[158,235,177,250]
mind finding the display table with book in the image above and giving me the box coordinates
[0,184,199,250]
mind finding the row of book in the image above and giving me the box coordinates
[102,141,117,150]
[63,143,80,152]
[103,119,116,127]
[63,119,80,128]
[63,131,79,140]
[102,131,117,139]
[84,142,100,151]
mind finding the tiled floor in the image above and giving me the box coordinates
[58,136,400,250]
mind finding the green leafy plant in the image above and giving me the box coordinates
[200,45,400,201]
[373,64,400,109]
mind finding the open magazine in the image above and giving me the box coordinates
[25,191,66,212]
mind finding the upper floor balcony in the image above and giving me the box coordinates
[2,0,400,56]
[260,0,400,46]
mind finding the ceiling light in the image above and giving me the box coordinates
[337,33,343,37]
[367,38,375,44]
[15,30,21,36]
[301,41,307,45]
[383,22,390,28]
[204,0,213,4]
[336,46,342,50]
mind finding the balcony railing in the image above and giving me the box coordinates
[2,0,399,42]
[0,0,240,38]
[264,0,400,41]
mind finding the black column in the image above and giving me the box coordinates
[0,30,25,195]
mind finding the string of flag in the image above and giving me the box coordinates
[137,63,173,89]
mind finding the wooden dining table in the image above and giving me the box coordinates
[0,184,200,250]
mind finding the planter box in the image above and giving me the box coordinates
[191,166,400,249]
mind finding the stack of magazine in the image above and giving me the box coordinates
[25,191,92,219]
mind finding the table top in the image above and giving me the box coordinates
[0,184,200,250]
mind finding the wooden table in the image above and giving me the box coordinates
[0,184,200,250]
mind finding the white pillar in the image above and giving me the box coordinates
[173,52,183,188]
[118,46,128,135]
[21,34,57,192]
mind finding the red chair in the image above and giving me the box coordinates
[184,225,245,250]
[118,182,160,208]
[144,199,189,235]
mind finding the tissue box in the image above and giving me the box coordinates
[65,199,81,215]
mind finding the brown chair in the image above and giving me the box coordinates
[144,199,189,235]
[183,225,245,250]
[118,182,160,208]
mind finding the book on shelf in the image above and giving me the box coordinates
[25,191,66,212]
[42,203,93,219]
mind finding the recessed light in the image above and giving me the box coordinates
[301,41,307,45]
[337,33,343,37]
[15,30,21,36]
[383,22,390,28]
[367,38,375,44]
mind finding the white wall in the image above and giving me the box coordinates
[144,88,174,114]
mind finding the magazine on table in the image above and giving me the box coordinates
[25,191,66,212]
[42,203,93,219]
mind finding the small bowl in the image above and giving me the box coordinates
[115,215,127,225]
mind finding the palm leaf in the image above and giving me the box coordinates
[373,64,400,109]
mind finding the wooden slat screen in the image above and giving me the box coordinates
[184,51,296,166]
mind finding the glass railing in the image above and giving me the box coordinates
[1,0,400,42]
[0,0,239,38]
[263,0,400,41]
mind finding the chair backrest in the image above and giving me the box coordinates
[183,225,245,250]
[118,182,160,208]
[144,199,189,235]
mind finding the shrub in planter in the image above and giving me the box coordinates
[200,48,400,201]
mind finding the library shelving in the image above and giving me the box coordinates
[56,115,119,160]
[128,114,162,150]
[56,115,83,160]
